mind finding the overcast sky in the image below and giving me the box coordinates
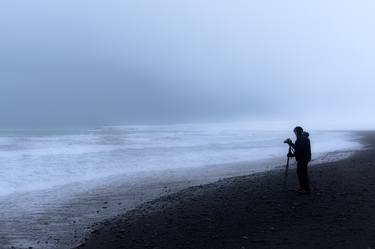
[0,0,374,129]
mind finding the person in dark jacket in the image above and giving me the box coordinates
[285,126,311,194]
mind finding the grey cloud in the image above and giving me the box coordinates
[0,0,374,128]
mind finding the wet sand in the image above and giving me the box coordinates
[77,131,375,249]
[0,154,287,249]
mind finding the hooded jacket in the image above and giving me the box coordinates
[291,132,311,162]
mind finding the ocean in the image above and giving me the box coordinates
[0,123,361,197]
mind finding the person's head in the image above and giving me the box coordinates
[293,126,304,138]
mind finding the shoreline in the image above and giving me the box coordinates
[0,132,363,249]
[77,131,375,249]
[0,156,291,249]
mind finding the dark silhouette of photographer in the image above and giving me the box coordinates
[285,126,311,194]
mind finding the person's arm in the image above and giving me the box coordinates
[307,139,311,161]
[285,139,296,149]
[285,139,296,157]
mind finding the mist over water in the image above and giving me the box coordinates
[0,0,371,204]
[0,123,361,196]
[0,2,374,249]
[0,1,375,128]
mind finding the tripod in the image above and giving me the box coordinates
[284,145,293,188]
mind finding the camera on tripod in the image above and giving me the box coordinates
[284,138,292,144]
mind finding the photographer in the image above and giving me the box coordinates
[285,126,311,194]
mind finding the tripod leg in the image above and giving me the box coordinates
[283,157,289,188]
[283,146,292,189]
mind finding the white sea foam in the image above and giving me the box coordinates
[0,123,362,196]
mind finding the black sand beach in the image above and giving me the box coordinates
[0,146,283,249]
[77,131,375,249]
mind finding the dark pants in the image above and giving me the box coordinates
[297,161,310,191]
